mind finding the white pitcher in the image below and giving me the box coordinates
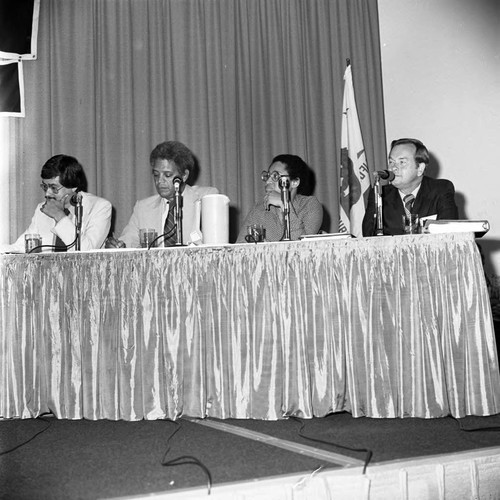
[200,194,230,245]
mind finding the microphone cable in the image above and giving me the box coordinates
[28,236,78,254]
[0,413,52,456]
[279,225,288,242]
[450,415,500,433]
[147,225,178,250]
[290,416,373,475]
[160,419,213,495]
[245,233,260,244]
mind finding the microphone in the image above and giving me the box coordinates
[172,176,183,192]
[173,177,183,245]
[278,175,291,206]
[278,175,291,241]
[70,192,83,250]
[278,176,290,190]
[70,192,83,206]
[375,170,395,182]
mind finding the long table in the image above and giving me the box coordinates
[1,232,499,421]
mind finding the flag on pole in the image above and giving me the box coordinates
[339,63,371,237]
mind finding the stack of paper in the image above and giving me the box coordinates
[423,220,490,238]
[300,232,352,241]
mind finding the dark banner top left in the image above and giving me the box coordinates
[0,0,40,59]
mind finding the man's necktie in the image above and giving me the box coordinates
[403,194,415,217]
[54,235,67,252]
[163,204,177,247]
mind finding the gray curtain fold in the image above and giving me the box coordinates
[4,0,385,242]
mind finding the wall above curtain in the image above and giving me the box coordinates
[3,0,385,243]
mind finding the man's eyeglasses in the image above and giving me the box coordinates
[40,182,64,193]
[261,170,288,183]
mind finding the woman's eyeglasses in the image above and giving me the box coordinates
[261,170,283,183]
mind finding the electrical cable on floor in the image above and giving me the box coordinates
[0,414,52,456]
[450,415,500,432]
[160,419,213,495]
[290,416,373,474]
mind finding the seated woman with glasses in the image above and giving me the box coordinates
[3,154,112,252]
[236,154,323,242]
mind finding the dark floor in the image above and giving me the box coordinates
[1,412,500,500]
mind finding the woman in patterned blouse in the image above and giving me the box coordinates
[236,154,323,242]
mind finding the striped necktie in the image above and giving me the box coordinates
[163,204,177,247]
[403,194,415,217]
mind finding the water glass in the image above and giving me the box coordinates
[140,228,158,248]
[402,214,419,234]
[25,234,42,253]
[246,224,266,243]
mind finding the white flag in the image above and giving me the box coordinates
[339,64,371,237]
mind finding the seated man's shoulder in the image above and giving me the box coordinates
[190,185,219,198]
[134,194,161,209]
[424,176,455,191]
[84,192,112,209]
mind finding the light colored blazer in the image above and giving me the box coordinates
[9,191,112,252]
[119,184,219,247]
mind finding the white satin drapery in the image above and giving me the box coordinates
[1,233,499,420]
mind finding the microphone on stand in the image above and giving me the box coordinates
[70,192,83,250]
[278,175,291,241]
[372,170,394,237]
[374,170,395,182]
[172,176,183,245]
[172,176,183,191]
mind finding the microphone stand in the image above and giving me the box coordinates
[374,174,384,236]
[173,182,183,246]
[279,176,291,241]
[71,193,83,250]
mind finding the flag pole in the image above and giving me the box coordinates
[338,58,371,238]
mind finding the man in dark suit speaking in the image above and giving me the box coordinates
[362,138,458,236]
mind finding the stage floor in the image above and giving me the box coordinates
[1,412,500,499]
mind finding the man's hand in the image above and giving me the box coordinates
[105,236,126,249]
[264,191,283,211]
[40,195,69,222]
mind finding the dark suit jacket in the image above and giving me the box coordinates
[362,176,459,236]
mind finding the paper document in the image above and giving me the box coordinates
[300,232,352,241]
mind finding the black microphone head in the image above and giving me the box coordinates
[70,192,82,206]
[278,176,291,189]
[172,176,183,192]
[376,170,395,182]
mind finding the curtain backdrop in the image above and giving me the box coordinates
[1,0,385,242]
